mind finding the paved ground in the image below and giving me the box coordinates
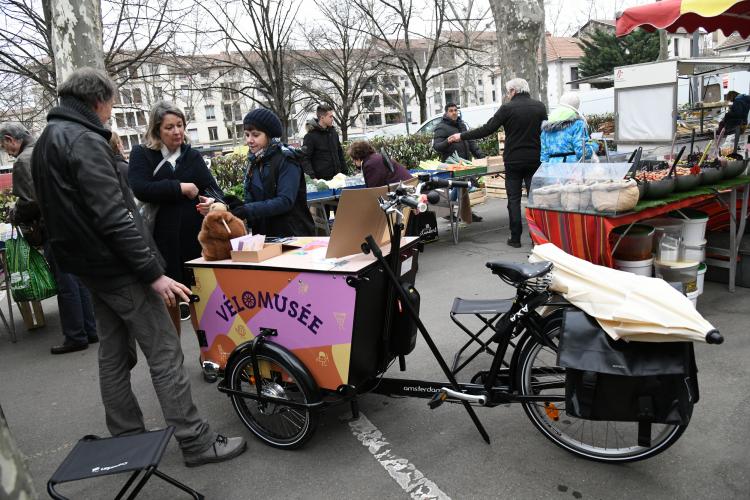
[1,198,749,499]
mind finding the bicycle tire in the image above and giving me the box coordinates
[516,323,687,463]
[228,350,319,449]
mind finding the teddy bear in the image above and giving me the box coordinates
[198,202,247,260]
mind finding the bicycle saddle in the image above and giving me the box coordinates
[485,261,552,283]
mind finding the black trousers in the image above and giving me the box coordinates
[505,163,539,241]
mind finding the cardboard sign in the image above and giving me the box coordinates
[326,186,389,258]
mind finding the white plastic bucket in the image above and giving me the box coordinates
[614,257,654,277]
[670,209,708,246]
[697,263,707,295]
[686,290,701,308]
[681,239,707,262]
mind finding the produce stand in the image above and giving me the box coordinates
[526,175,750,292]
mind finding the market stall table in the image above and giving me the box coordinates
[527,175,750,292]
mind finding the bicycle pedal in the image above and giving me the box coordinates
[428,390,448,409]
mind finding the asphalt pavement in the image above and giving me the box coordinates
[1,197,749,499]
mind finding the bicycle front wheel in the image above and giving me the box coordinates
[517,326,687,463]
[228,351,319,449]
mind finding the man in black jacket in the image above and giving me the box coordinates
[301,104,346,180]
[449,78,547,247]
[432,103,484,162]
[31,67,246,467]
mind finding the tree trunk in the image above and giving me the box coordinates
[538,11,548,107]
[0,405,37,499]
[489,0,545,101]
[658,29,669,61]
[45,0,106,85]
[416,86,428,123]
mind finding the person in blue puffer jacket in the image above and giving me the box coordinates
[540,92,597,164]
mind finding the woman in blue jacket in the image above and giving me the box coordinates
[540,92,597,164]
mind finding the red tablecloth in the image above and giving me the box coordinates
[527,194,740,267]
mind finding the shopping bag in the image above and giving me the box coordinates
[5,228,57,302]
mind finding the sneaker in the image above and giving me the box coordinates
[184,434,247,467]
[506,238,522,248]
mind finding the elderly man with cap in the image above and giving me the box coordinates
[540,92,597,164]
[230,108,315,237]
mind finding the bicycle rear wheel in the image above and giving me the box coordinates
[517,326,687,463]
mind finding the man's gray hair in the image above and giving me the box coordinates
[144,100,188,150]
[505,78,530,95]
[57,67,117,108]
[0,122,32,147]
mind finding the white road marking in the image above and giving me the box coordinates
[348,413,451,500]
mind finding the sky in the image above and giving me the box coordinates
[294,0,655,38]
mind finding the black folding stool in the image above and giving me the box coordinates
[47,426,203,500]
[449,297,513,375]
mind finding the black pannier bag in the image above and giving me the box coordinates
[406,211,439,242]
[389,282,420,356]
[558,310,699,428]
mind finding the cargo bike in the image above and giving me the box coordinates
[184,176,723,463]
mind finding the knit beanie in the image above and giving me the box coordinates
[559,92,581,111]
[243,108,283,138]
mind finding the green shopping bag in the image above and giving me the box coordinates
[5,227,57,302]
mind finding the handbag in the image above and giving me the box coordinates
[5,227,57,302]
[558,310,698,428]
[405,210,439,243]
[135,158,170,234]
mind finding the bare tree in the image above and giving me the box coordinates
[489,0,546,101]
[446,0,492,107]
[199,0,302,142]
[0,0,186,117]
[352,0,472,123]
[294,0,379,142]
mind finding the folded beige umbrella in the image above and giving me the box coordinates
[529,243,716,343]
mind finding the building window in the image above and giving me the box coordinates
[491,76,495,85]
[223,104,232,121]
[184,106,195,122]
[226,126,235,139]
[149,63,160,76]
[115,113,125,128]
[385,112,402,125]
[129,134,140,147]
[126,112,136,128]
[187,129,199,143]
[492,90,496,102]
[120,89,133,105]
[202,87,212,100]
[570,66,580,90]
[136,111,146,126]
[232,103,242,121]
[129,66,138,79]
[235,124,243,137]
[477,78,483,86]
[366,113,382,126]
[133,88,142,104]
[208,126,218,141]
[205,105,216,120]
[121,135,130,150]
[153,86,163,101]
[673,38,679,57]
[200,70,210,78]
[479,96,485,104]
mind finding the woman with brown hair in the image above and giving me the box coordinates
[347,140,412,188]
[128,101,222,332]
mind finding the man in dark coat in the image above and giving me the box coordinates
[449,78,547,247]
[31,67,246,467]
[719,90,750,135]
[301,104,346,180]
[1,121,98,354]
[432,103,484,162]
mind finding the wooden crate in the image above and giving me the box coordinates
[469,188,486,206]
[484,174,507,199]
[485,155,504,174]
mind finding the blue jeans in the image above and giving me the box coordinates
[44,244,97,345]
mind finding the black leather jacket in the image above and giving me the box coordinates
[31,98,165,289]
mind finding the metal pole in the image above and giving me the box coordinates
[402,90,410,135]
